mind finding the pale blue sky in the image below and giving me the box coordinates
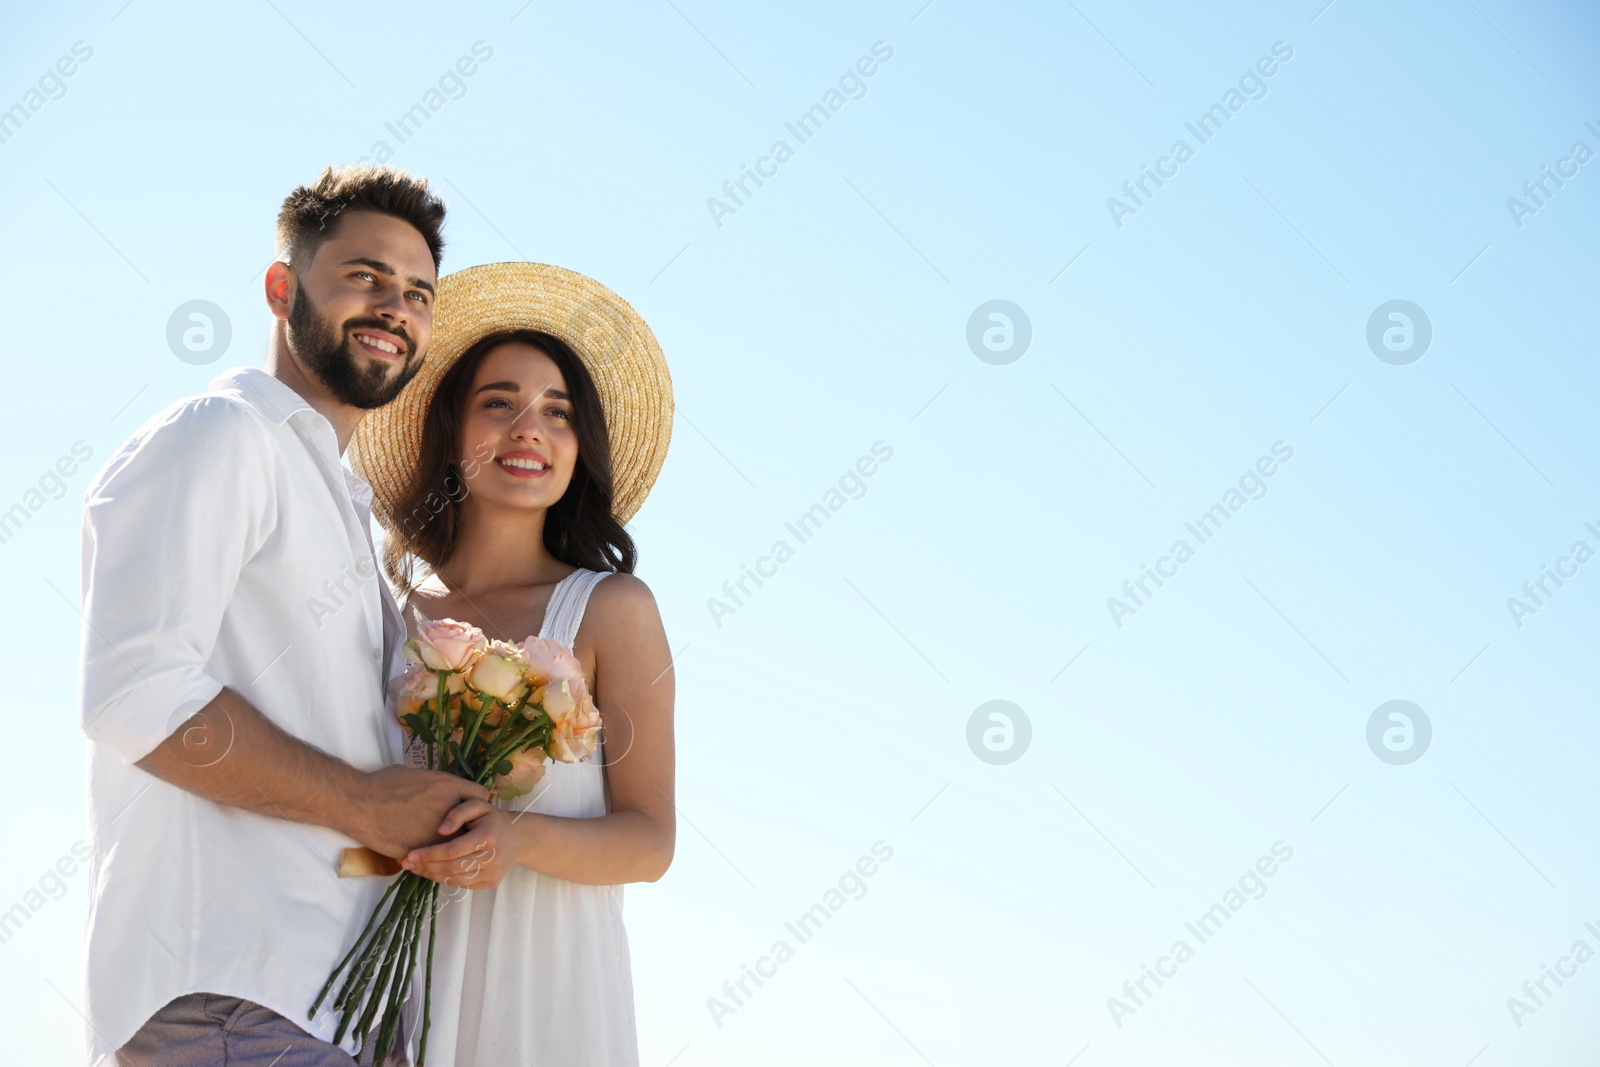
[3,1,1599,1064]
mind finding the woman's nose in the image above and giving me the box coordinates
[509,403,544,441]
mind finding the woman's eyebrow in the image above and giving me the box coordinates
[471,382,572,400]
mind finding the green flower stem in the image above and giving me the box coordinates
[333,914,403,1038]
[395,889,428,1049]
[334,875,424,1033]
[347,881,417,1053]
[309,872,404,1018]
[467,687,537,771]
[371,883,428,1066]
[504,687,533,719]
[485,721,550,774]
[333,886,403,1017]
[431,673,448,772]
[443,738,467,776]
[458,686,533,780]
[371,894,419,1056]
[418,883,440,1067]
[455,693,498,778]
[359,907,412,1065]
[475,715,551,785]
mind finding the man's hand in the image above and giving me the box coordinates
[348,765,490,858]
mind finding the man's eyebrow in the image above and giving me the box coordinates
[341,257,436,295]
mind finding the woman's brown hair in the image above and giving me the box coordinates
[381,328,637,598]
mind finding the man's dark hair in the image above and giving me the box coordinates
[275,164,447,271]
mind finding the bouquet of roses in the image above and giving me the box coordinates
[310,618,601,1066]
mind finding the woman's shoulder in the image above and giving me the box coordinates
[582,571,661,634]
[588,570,655,606]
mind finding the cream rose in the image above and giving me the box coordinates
[467,639,532,704]
[547,717,600,763]
[535,678,578,726]
[546,693,601,763]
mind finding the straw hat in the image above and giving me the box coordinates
[350,261,672,528]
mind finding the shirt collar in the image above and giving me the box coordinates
[212,366,312,426]
[213,367,366,501]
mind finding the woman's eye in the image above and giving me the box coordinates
[547,408,571,420]
[485,397,512,409]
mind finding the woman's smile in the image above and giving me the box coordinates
[496,449,551,478]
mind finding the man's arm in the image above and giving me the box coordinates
[80,397,480,855]
[137,686,484,858]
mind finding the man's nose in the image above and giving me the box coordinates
[372,284,410,325]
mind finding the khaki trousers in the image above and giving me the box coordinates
[115,992,408,1067]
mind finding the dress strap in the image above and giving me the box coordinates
[539,569,612,648]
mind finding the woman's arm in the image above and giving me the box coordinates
[401,573,676,887]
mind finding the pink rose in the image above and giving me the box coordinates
[519,636,583,689]
[403,617,487,673]
[493,748,549,801]
[467,640,532,704]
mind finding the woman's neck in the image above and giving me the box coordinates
[432,501,570,598]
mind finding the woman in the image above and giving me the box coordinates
[349,262,676,1066]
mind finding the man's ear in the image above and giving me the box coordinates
[264,260,295,322]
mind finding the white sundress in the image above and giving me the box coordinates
[399,568,639,1067]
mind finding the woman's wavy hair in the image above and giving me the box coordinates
[381,328,637,598]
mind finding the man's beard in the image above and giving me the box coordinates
[286,279,423,410]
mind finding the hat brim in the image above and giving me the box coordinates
[350,261,672,529]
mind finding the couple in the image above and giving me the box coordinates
[78,164,675,1066]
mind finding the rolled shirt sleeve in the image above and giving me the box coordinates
[79,395,277,765]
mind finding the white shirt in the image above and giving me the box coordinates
[77,367,408,1065]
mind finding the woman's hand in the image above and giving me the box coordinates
[400,798,529,889]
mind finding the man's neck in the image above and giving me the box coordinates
[264,325,362,454]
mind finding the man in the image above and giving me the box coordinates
[78,165,484,1066]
